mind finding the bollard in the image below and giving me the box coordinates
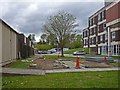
[104,56,107,64]
[76,56,80,69]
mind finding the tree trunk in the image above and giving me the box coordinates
[61,47,64,57]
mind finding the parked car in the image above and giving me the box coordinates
[38,50,48,54]
[48,48,56,53]
[73,50,85,55]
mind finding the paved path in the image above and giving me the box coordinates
[1,68,45,75]
[45,67,119,73]
[1,67,119,75]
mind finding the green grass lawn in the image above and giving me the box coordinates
[109,62,120,67]
[44,55,85,61]
[63,48,84,54]
[64,48,90,54]
[2,70,119,88]
[44,55,76,59]
[112,56,120,60]
[4,60,33,69]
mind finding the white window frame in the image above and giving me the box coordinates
[112,32,115,39]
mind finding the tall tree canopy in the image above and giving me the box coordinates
[28,34,36,44]
[42,11,79,56]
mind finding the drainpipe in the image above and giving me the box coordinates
[108,27,111,57]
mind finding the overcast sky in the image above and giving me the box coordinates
[0,0,104,42]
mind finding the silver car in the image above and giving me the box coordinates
[73,50,85,55]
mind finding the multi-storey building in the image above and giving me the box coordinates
[83,0,120,56]
[106,0,120,56]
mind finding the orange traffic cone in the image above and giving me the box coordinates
[76,56,80,69]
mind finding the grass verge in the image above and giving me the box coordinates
[64,48,90,54]
[44,55,85,60]
[2,70,119,88]
[63,48,84,54]
[3,60,33,69]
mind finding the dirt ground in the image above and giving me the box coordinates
[29,59,68,70]
[29,58,112,70]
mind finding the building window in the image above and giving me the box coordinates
[89,38,91,45]
[118,45,120,55]
[85,31,87,37]
[90,19,92,26]
[92,38,94,44]
[96,36,98,43]
[112,32,115,39]
[87,30,89,36]
[102,11,105,20]
[84,39,85,45]
[93,18,95,24]
[98,25,100,33]
[90,29,92,35]
[94,27,96,34]
[101,46,107,55]
[111,45,120,55]
[86,39,88,45]
[105,33,108,41]
[103,22,106,31]
[100,35,103,42]
[98,13,101,22]
[117,45,120,55]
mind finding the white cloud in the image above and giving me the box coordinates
[1,1,104,42]
[1,0,105,2]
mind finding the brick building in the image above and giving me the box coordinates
[82,0,120,56]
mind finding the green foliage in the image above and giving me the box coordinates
[35,44,53,50]
[70,41,82,49]
[28,34,36,42]
[84,48,90,54]
[64,48,90,54]
[64,48,84,54]
[2,71,119,88]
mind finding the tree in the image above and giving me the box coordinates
[69,34,82,49]
[42,11,79,56]
[28,34,32,40]
[41,33,47,43]
[28,34,36,44]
